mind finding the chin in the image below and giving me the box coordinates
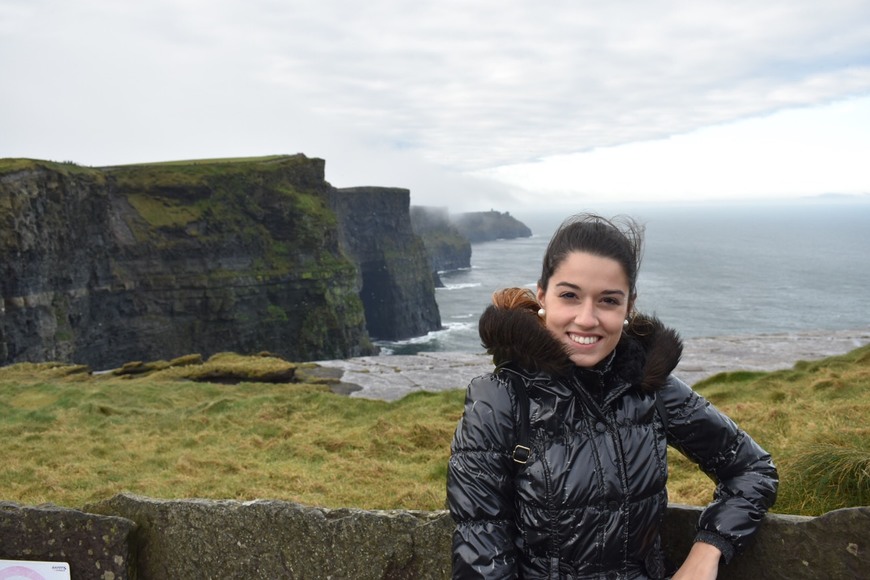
[569,353,604,369]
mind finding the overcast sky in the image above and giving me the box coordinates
[2,0,869,211]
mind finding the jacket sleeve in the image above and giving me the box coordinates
[658,375,779,563]
[447,373,519,579]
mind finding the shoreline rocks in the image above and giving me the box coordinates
[316,327,870,400]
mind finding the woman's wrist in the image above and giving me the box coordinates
[693,530,734,563]
[672,541,722,580]
[691,540,723,559]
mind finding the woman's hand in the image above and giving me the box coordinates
[671,541,721,580]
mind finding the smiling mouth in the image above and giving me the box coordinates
[569,334,600,345]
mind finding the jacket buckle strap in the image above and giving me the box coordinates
[512,444,531,464]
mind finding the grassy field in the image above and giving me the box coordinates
[1,346,867,516]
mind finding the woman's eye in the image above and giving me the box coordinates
[559,292,577,300]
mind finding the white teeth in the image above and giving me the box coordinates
[570,335,599,345]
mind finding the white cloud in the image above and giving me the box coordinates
[478,96,870,204]
[1,0,870,207]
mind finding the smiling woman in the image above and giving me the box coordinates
[447,213,778,579]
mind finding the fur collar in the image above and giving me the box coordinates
[478,305,683,392]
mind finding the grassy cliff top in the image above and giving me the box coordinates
[105,154,298,167]
[1,345,867,515]
[0,158,104,176]
[0,153,336,255]
[0,154,321,178]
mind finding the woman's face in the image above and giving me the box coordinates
[536,251,632,369]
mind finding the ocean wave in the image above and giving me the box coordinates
[438,282,482,291]
[375,322,476,354]
[437,266,474,274]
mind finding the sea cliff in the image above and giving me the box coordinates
[451,209,532,243]
[0,155,441,367]
[331,187,442,341]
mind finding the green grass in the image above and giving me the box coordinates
[669,344,870,514]
[109,155,291,167]
[1,346,868,515]
[0,158,94,173]
[0,355,461,510]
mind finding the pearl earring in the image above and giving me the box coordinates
[623,318,629,327]
[537,308,546,318]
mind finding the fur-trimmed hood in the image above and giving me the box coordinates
[478,304,683,392]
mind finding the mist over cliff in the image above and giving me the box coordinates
[409,206,532,281]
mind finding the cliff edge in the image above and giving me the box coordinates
[0,155,441,367]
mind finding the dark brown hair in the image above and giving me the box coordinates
[539,213,644,299]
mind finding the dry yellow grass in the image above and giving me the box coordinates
[1,346,867,515]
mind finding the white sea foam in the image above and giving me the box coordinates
[437,266,473,274]
[439,282,482,291]
[375,322,476,354]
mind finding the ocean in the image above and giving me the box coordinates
[378,200,870,355]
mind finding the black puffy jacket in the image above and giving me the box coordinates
[447,307,778,579]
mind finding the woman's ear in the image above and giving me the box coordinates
[536,285,545,304]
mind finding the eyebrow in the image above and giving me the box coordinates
[554,281,626,296]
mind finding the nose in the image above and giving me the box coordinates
[574,300,598,328]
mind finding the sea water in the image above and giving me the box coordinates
[378,200,870,355]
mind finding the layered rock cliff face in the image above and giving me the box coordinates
[331,188,441,341]
[0,156,439,367]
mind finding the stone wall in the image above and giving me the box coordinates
[0,501,134,580]
[2,494,866,579]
